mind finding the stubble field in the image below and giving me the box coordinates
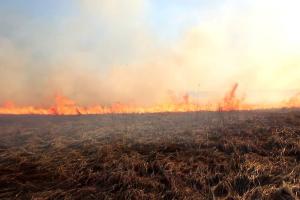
[0,111,299,199]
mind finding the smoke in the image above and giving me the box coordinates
[1,0,300,106]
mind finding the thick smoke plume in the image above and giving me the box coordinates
[0,0,300,108]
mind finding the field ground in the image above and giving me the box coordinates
[0,111,299,199]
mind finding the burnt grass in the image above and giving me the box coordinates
[0,111,299,200]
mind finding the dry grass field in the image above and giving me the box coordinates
[0,111,299,199]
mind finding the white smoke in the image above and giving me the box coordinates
[0,0,300,106]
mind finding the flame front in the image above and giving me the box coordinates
[0,84,299,115]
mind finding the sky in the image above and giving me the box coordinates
[1,0,300,106]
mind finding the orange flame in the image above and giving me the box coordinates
[218,83,249,111]
[0,84,299,115]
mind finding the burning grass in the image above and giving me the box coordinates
[0,111,299,199]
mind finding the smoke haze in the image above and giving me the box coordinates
[1,0,300,107]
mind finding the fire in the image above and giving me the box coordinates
[218,83,254,111]
[0,84,299,115]
[219,83,240,111]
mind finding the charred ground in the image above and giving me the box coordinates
[0,111,299,199]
